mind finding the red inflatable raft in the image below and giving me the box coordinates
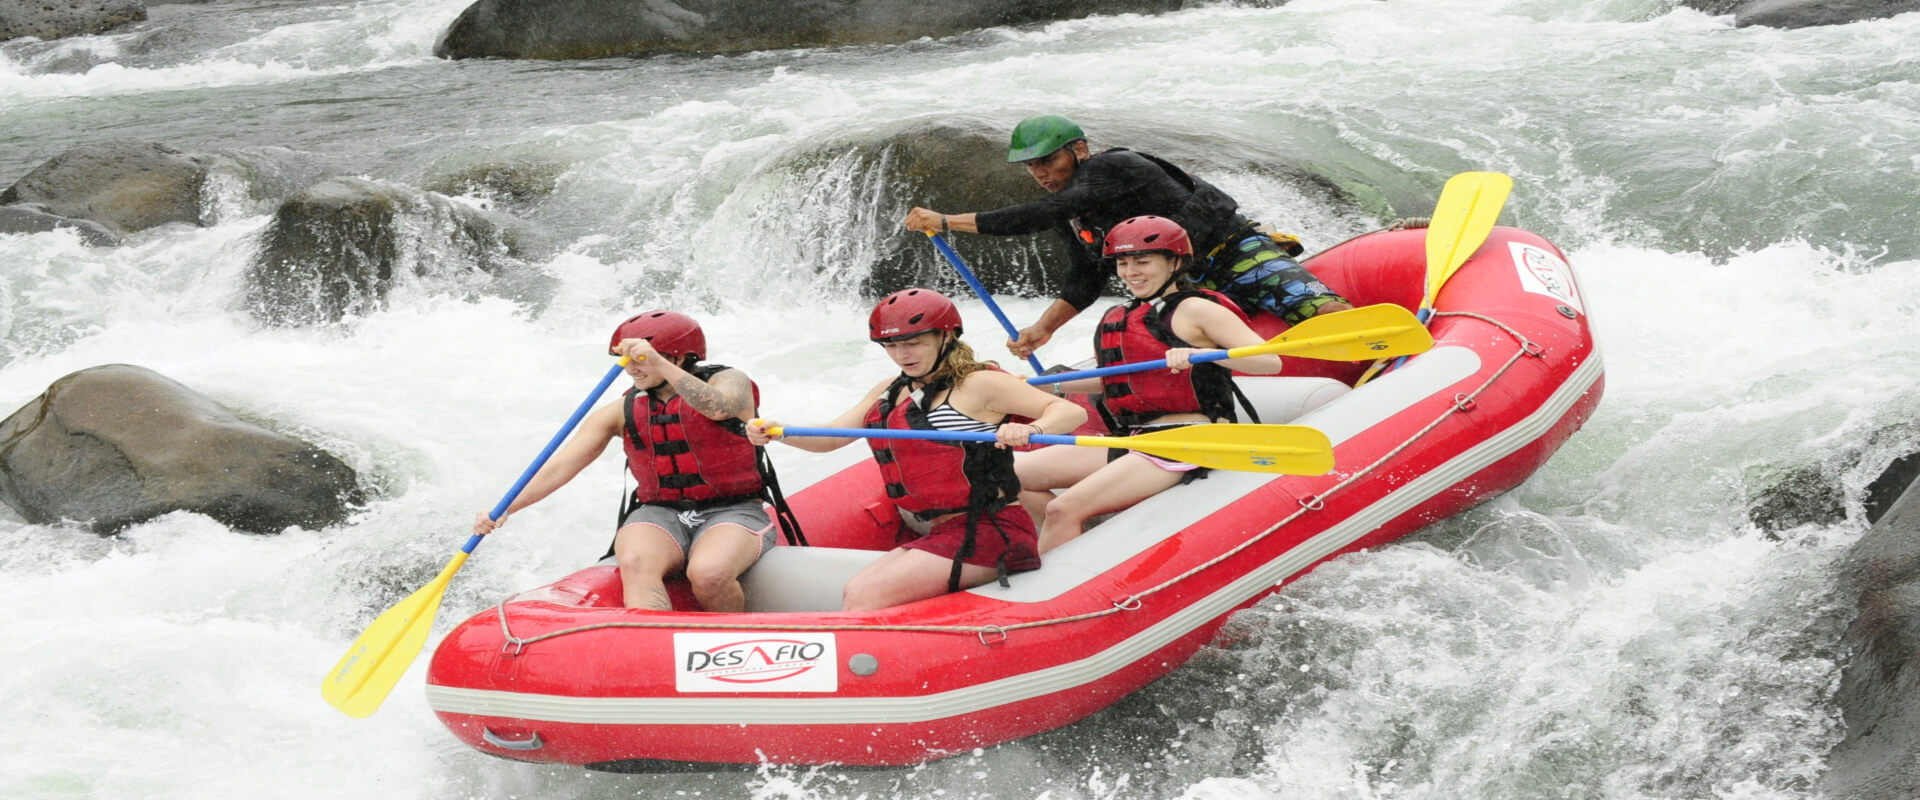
[424,226,1603,770]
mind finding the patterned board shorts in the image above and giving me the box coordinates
[1201,233,1347,323]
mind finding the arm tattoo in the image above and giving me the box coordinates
[671,368,752,419]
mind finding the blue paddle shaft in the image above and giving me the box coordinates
[927,233,1047,374]
[777,424,1075,447]
[1026,349,1232,385]
[461,361,628,555]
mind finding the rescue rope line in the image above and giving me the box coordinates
[492,311,1539,651]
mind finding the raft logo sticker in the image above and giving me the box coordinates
[1510,241,1584,314]
[673,633,838,692]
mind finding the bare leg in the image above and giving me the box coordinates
[682,522,769,612]
[1015,446,1109,544]
[1039,454,1185,553]
[612,522,684,610]
[842,548,1002,612]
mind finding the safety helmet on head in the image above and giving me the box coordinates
[608,310,706,361]
[869,288,963,342]
[1103,215,1193,259]
[1006,114,1087,163]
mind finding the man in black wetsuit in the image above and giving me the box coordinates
[904,114,1352,361]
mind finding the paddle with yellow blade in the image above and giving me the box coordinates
[1354,171,1513,386]
[761,422,1335,475]
[1026,303,1431,387]
[322,356,633,718]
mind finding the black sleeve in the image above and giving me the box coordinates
[974,153,1159,236]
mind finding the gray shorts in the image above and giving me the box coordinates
[620,499,775,557]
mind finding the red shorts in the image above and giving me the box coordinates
[900,504,1042,572]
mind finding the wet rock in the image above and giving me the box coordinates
[1747,434,1920,533]
[1747,463,1847,532]
[243,177,522,326]
[0,0,145,42]
[434,0,1183,60]
[825,116,1067,298]
[1825,476,1920,799]
[0,203,121,245]
[423,160,566,210]
[0,364,363,535]
[1675,0,1749,13]
[0,140,213,235]
[1733,0,1920,28]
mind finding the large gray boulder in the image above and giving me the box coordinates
[0,364,363,535]
[0,140,213,235]
[243,176,522,326]
[1826,475,1920,798]
[435,0,1183,60]
[0,0,144,42]
[1,142,344,244]
[1734,0,1920,28]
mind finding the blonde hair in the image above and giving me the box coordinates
[923,333,998,387]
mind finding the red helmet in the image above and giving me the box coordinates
[608,310,706,360]
[1103,215,1192,258]
[869,288,963,342]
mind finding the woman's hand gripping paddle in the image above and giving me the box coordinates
[321,357,631,718]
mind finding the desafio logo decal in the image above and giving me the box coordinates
[674,632,838,692]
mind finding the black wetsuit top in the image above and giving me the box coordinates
[974,148,1247,311]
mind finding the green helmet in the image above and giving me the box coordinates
[1005,114,1086,163]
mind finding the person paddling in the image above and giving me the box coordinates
[748,289,1085,610]
[473,312,777,612]
[902,114,1352,361]
[1015,216,1284,553]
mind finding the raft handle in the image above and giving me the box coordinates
[482,728,545,751]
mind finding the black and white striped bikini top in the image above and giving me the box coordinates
[908,386,998,433]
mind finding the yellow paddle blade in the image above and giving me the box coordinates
[1232,303,1433,362]
[1079,423,1333,475]
[321,552,468,718]
[1422,171,1512,307]
[1355,171,1514,388]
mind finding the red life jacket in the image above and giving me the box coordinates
[1095,289,1247,432]
[621,364,763,506]
[862,372,1020,519]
